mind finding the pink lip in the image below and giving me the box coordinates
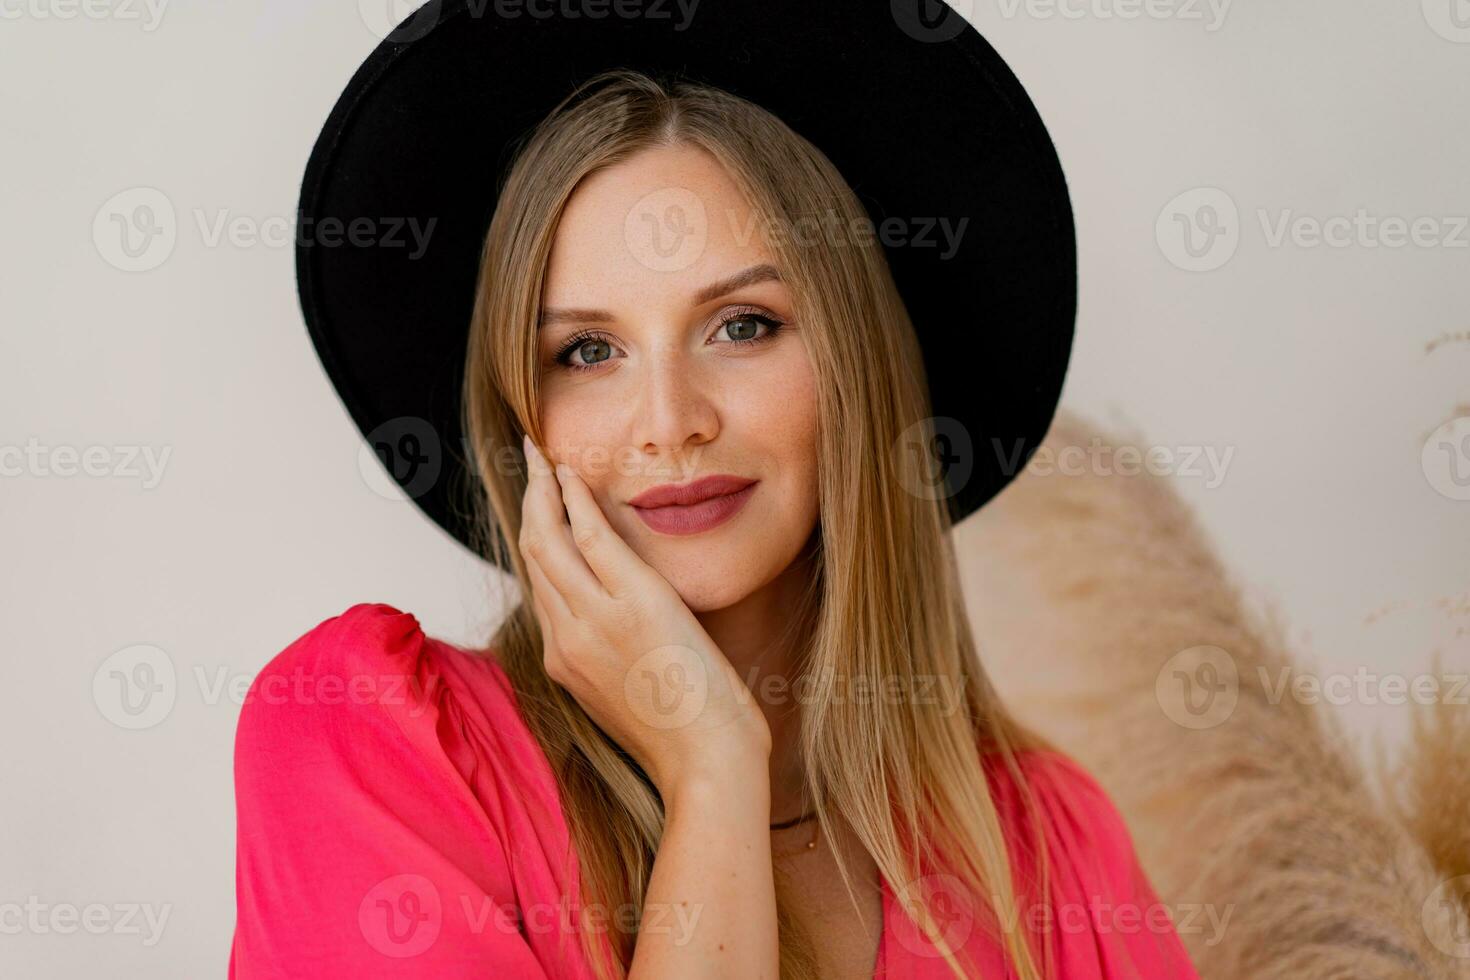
[629,476,759,536]
[628,474,758,509]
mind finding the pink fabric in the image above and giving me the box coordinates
[229,603,1200,978]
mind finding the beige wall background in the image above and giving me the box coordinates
[2,1,1466,976]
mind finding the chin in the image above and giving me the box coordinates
[616,499,819,612]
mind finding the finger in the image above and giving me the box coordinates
[524,556,568,676]
[519,457,578,621]
[520,436,608,616]
[554,461,653,601]
[523,546,572,624]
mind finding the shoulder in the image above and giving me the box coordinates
[237,603,422,735]
[983,746,1119,816]
[252,601,427,684]
[230,607,573,976]
[983,748,1145,889]
[984,749,1203,973]
[232,603,425,777]
[234,602,521,777]
[232,602,556,848]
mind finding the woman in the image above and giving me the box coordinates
[231,17,1200,980]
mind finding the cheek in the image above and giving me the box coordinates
[789,365,821,524]
[731,349,820,512]
[539,397,622,492]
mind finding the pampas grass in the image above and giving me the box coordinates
[957,408,1470,979]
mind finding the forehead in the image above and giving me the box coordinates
[543,143,776,306]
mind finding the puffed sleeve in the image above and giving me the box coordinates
[227,603,553,978]
[996,751,1202,979]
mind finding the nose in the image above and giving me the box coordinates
[630,341,719,463]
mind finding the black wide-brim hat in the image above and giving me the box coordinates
[299,0,1076,566]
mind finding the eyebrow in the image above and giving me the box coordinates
[538,263,783,328]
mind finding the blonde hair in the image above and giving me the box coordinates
[461,67,1053,980]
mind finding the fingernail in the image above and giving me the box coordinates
[522,435,539,479]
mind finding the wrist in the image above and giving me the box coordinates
[662,741,770,811]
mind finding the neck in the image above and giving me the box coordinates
[693,532,819,823]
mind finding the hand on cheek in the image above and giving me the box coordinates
[518,434,772,793]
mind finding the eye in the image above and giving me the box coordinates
[712,308,784,345]
[552,331,617,372]
[548,306,786,374]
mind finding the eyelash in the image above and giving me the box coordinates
[551,307,786,373]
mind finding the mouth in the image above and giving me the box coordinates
[629,477,759,536]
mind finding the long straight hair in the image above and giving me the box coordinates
[461,68,1053,980]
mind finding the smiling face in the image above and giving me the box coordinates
[536,143,821,612]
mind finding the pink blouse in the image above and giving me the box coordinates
[229,603,1199,978]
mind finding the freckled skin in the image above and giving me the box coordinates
[538,144,821,613]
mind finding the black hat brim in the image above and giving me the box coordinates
[298,0,1076,566]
